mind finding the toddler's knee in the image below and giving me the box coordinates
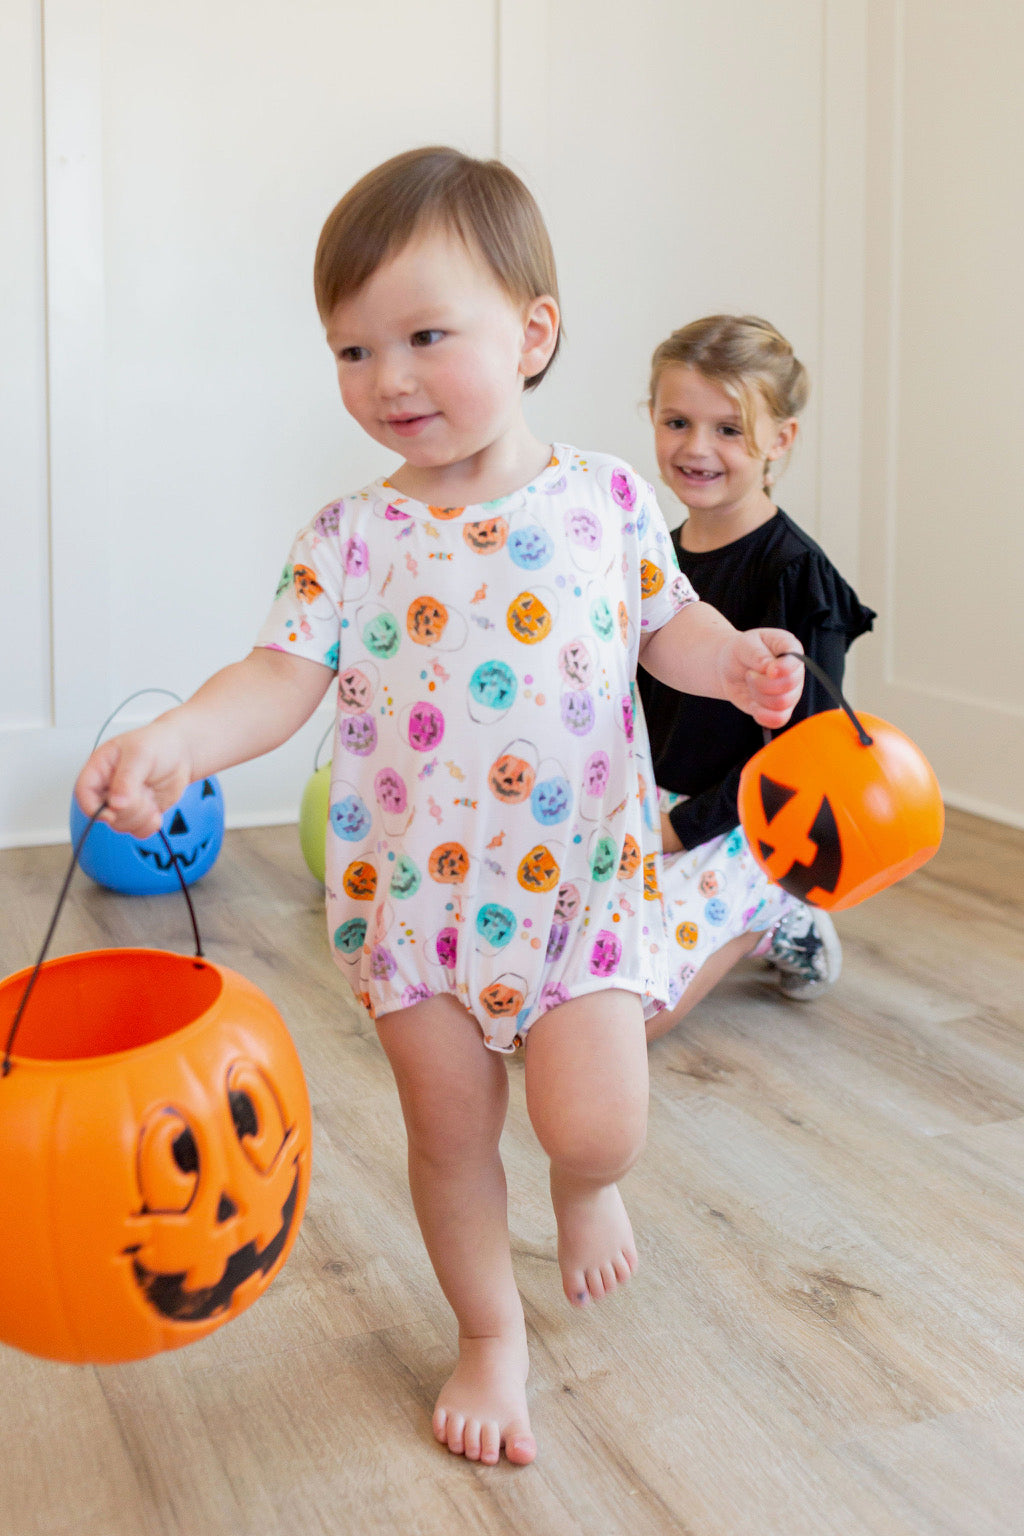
[537,1110,647,1184]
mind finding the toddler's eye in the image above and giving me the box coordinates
[411,329,444,347]
[664,417,688,431]
[718,424,743,438]
[337,346,368,363]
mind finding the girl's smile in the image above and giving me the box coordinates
[651,365,797,550]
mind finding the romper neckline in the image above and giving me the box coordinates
[375,446,570,521]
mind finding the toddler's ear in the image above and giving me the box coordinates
[520,295,559,378]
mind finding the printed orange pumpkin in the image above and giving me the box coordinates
[517,845,560,893]
[738,708,944,911]
[0,949,312,1363]
[507,592,552,644]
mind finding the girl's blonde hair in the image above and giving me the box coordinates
[649,314,809,456]
[314,146,561,390]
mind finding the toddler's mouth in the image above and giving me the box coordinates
[386,412,439,436]
[677,466,722,481]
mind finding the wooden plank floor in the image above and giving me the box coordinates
[1,807,1022,1535]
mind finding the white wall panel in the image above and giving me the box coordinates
[862,0,1024,825]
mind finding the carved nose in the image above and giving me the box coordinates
[216,1194,238,1223]
[169,810,188,836]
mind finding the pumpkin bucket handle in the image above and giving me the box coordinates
[313,721,332,773]
[1,805,204,1077]
[90,688,184,753]
[765,652,874,749]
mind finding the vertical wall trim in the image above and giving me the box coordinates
[42,0,111,727]
[816,0,868,591]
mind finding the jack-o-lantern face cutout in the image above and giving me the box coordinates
[488,753,536,803]
[429,842,470,884]
[129,1063,301,1324]
[518,845,560,893]
[407,596,449,646]
[507,592,552,645]
[70,776,225,897]
[463,516,509,553]
[342,861,377,900]
[737,708,944,910]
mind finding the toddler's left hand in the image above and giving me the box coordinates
[720,630,804,729]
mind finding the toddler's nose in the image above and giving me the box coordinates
[376,353,415,399]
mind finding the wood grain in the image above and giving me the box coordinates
[0,807,1022,1535]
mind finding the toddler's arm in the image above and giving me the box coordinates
[640,601,803,730]
[74,648,334,838]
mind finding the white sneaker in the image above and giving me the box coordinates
[766,904,842,1000]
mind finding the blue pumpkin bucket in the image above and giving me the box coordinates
[69,690,225,895]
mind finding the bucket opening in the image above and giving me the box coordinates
[0,950,223,1062]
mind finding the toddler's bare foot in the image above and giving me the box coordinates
[433,1333,535,1466]
[551,1173,638,1307]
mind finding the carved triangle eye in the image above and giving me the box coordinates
[759,775,798,825]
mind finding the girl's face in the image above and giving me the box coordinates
[325,227,557,500]
[651,365,796,526]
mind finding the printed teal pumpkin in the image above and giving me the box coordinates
[69,777,224,895]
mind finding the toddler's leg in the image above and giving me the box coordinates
[375,995,535,1466]
[524,989,648,1307]
[645,930,760,1041]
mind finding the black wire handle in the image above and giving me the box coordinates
[2,804,204,1078]
[762,652,874,748]
[90,689,184,753]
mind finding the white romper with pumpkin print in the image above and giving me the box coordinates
[257,445,696,1051]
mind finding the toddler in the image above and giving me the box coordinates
[76,153,804,1464]
[638,315,875,1039]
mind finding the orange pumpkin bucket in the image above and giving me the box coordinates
[0,811,312,1363]
[738,655,944,911]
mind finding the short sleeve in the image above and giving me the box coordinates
[634,478,697,633]
[254,501,348,672]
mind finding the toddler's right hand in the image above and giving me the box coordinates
[74,719,193,840]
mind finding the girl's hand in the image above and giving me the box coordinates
[74,718,193,840]
[719,629,804,729]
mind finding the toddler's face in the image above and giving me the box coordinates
[325,228,541,490]
[651,365,793,520]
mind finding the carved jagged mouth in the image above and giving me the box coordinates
[134,838,210,872]
[130,1167,300,1322]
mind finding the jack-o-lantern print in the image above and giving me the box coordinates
[428,842,470,885]
[676,920,699,950]
[554,882,581,922]
[405,700,446,753]
[508,526,554,571]
[463,516,508,553]
[435,926,459,969]
[531,774,572,827]
[337,665,378,714]
[293,565,324,604]
[561,691,595,736]
[642,853,661,901]
[333,916,367,955]
[617,835,641,880]
[479,978,526,1019]
[428,504,465,520]
[338,713,377,757]
[407,596,449,646]
[639,559,665,598]
[588,594,615,642]
[468,660,517,723]
[559,638,593,690]
[590,835,617,883]
[517,844,561,894]
[342,861,377,901]
[476,903,517,951]
[329,790,372,843]
[507,591,552,645]
[545,921,569,963]
[360,607,401,660]
[488,744,537,804]
[389,853,422,900]
[588,929,622,978]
